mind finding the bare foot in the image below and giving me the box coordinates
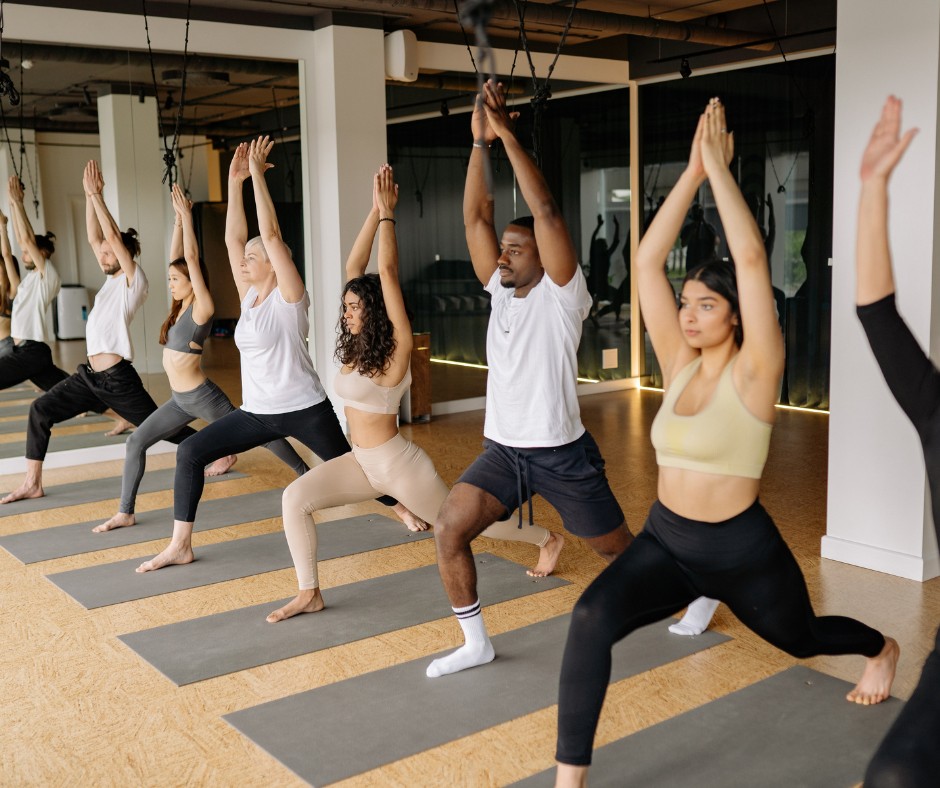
[846,636,900,705]
[205,455,237,477]
[266,588,325,622]
[1,480,44,504]
[136,542,194,573]
[93,512,136,533]
[393,502,429,532]
[104,417,134,437]
[528,531,564,577]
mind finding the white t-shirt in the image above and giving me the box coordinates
[234,286,326,414]
[11,262,60,343]
[483,267,591,447]
[85,267,149,360]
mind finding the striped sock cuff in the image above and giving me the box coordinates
[453,600,482,620]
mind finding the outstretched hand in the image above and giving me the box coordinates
[8,175,23,205]
[82,161,104,197]
[686,113,707,181]
[700,98,734,179]
[481,79,520,142]
[171,183,193,218]
[229,142,251,183]
[860,95,917,183]
[373,163,399,217]
[247,136,275,178]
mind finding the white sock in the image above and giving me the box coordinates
[426,600,495,678]
[668,597,720,636]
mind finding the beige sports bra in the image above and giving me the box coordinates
[650,355,772,479]
[334,366,411,415]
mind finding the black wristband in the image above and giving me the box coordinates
[378,217,396,225]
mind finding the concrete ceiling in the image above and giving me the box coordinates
[0,0,786,141]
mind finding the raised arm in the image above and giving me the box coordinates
[346,190,380,282]
[464,90,502,286]
[8,176,46,276]
[635,116,706,384]
[84,161,138,282]
[608,215,621,256]
[247,136,304,304]
[172,183,213,324]
[225,142,251,301]
[700,99,783,384]
[373,165,413,380]
[170,203,184,262]
[857,96,918,306]
[0,208,18,298]
[483,80,577,286]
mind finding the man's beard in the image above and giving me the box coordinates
[24,261,35,271]
[103,262,121,275]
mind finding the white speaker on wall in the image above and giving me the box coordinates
[385,30,418,82]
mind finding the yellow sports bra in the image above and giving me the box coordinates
[650,355,772,479]
[334,366,411,415]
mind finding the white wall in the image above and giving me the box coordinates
[825,0,940,580]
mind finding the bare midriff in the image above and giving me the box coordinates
[88,352,124,372]
[162,347,207,393]
[346,409,398,449]
[0,315,10,341]
[658,466,761,522]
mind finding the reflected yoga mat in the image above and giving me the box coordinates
[513,665,903,788]
[0,488,283,563]
[0,429,128,459]
[120,553,568,685]
[224,612,729,786]
[0,467,246,517]
[46,514,432,608]
[0,413,110,435]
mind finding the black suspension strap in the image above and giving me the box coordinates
[141,0,192,187]
[512,0,578,167]
[270,86,297,201]
[457,0,498,196]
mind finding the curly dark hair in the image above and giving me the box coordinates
[335,273,396,377]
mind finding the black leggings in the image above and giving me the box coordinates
[173,399,397,522]
[0,340,68,392]
[556,499,886,766]
[864,625,940,787]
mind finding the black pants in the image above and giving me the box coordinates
[864,624,940,787]
[173,399,396,521]
[555,499,887,766]
[26,360,195,461]
[0,340,69,392]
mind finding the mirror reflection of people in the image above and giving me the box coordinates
[553,99,898,786]
[853,96,938,788]
[2,162,191,505]
[588,213,619,318]
[680,201,719,275]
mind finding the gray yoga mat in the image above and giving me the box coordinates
[0,488,283,563]
[224,612,729,786]
[120,553,567,685]
[514,665,903,788]
[0,428,127,459]
[0,401,35,417]
[47,514,432,609]
[0,387,38,402]
[0,413,110,435]
[0,467,246,517]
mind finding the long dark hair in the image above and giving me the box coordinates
[159,258,195,345]
[335,273,395,377]
[683,259,743,347]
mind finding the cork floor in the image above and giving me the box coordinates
[1,339,937,786]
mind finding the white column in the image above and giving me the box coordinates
[299,21,388,424]
[97,91,169,375]
[825,0,940,580]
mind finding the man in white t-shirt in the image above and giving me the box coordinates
[0,176,68,392]
[1,161,195,504]
[426,81,635,679]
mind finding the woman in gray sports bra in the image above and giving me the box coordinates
[93,184,306,533]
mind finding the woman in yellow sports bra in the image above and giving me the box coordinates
[553,99,899,785]
[267,165,555,623]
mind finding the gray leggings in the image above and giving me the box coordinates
[119,378,307,514]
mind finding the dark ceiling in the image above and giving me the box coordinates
[0,1,830,145]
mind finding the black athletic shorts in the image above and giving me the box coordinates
[457,430,624,538]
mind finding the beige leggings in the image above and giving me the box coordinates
[281,433,551,589]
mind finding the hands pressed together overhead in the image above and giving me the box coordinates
[373,163,399,218]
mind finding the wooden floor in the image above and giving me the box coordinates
[1,340,937,786]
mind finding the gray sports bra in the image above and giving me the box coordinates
[165,304,211,354]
